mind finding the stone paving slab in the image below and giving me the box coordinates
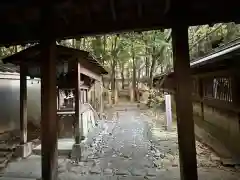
[58,174,118,180]
[0,156,68,179]
[0,155,41,179]
[33,138,74,156]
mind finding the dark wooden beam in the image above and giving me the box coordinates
[231,62,240,109]
[74,59,81,144]
[20,63,27,144]
[40,5,57,180]
[110,0,117,21]
[80,65,101,82]
[41,41,57,180]
[172,25,198,180]
[1,3,240,46]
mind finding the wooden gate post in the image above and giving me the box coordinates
[172,25,198,180]
[74,60,81,144]
[20,63,27,145]
[15,63,32,158]
[41,41,57,180]
[40,6,58,180]
[71,59,83,161]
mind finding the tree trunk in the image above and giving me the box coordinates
[136,68,141,101]
[75,38,81,49]
[14,46,18,53]
[137,68,141,89]
[111,64,116,103]
[102,35,107,66]
[149,46,157,88]
[82,38,86,49]
[71,39,75,48]
[110,36,118,104]
[111,64,116,92]
[132,60,136,101]
[127,67,130,87]
[131,41,137,101]
[145,56,149,77]
[121,70,124,89]
[144,39,150,84]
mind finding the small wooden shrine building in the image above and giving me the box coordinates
[2,43,107,164]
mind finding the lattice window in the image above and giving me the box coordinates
[203,76,232,102]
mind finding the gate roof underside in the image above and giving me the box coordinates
[0,1,239,45]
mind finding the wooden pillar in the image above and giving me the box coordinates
[20,63,27,144]
[41,41,57,180]
[172,26,198,180]
[40,5,57,179]
[74,60,81,144]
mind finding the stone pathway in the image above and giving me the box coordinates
[58,104,240,179]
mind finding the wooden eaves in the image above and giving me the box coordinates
[2,44,108,81]
[154,38,240,82]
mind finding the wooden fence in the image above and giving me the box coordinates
[159,69,239,113]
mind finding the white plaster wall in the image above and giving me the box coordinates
[0,73,41,133]
[0,73,98,140]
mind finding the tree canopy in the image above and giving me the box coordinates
[1,22,240,97]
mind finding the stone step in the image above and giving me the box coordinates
[0,172,40,180]
[57,174,125,180]
[0,144,17,152]
[0,151,13,158]
[33,139,74,157]
[0,178,36,180]
[0,152,14,169]
[0,133,11,141]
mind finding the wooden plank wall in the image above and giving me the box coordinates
[159,69,239,114]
